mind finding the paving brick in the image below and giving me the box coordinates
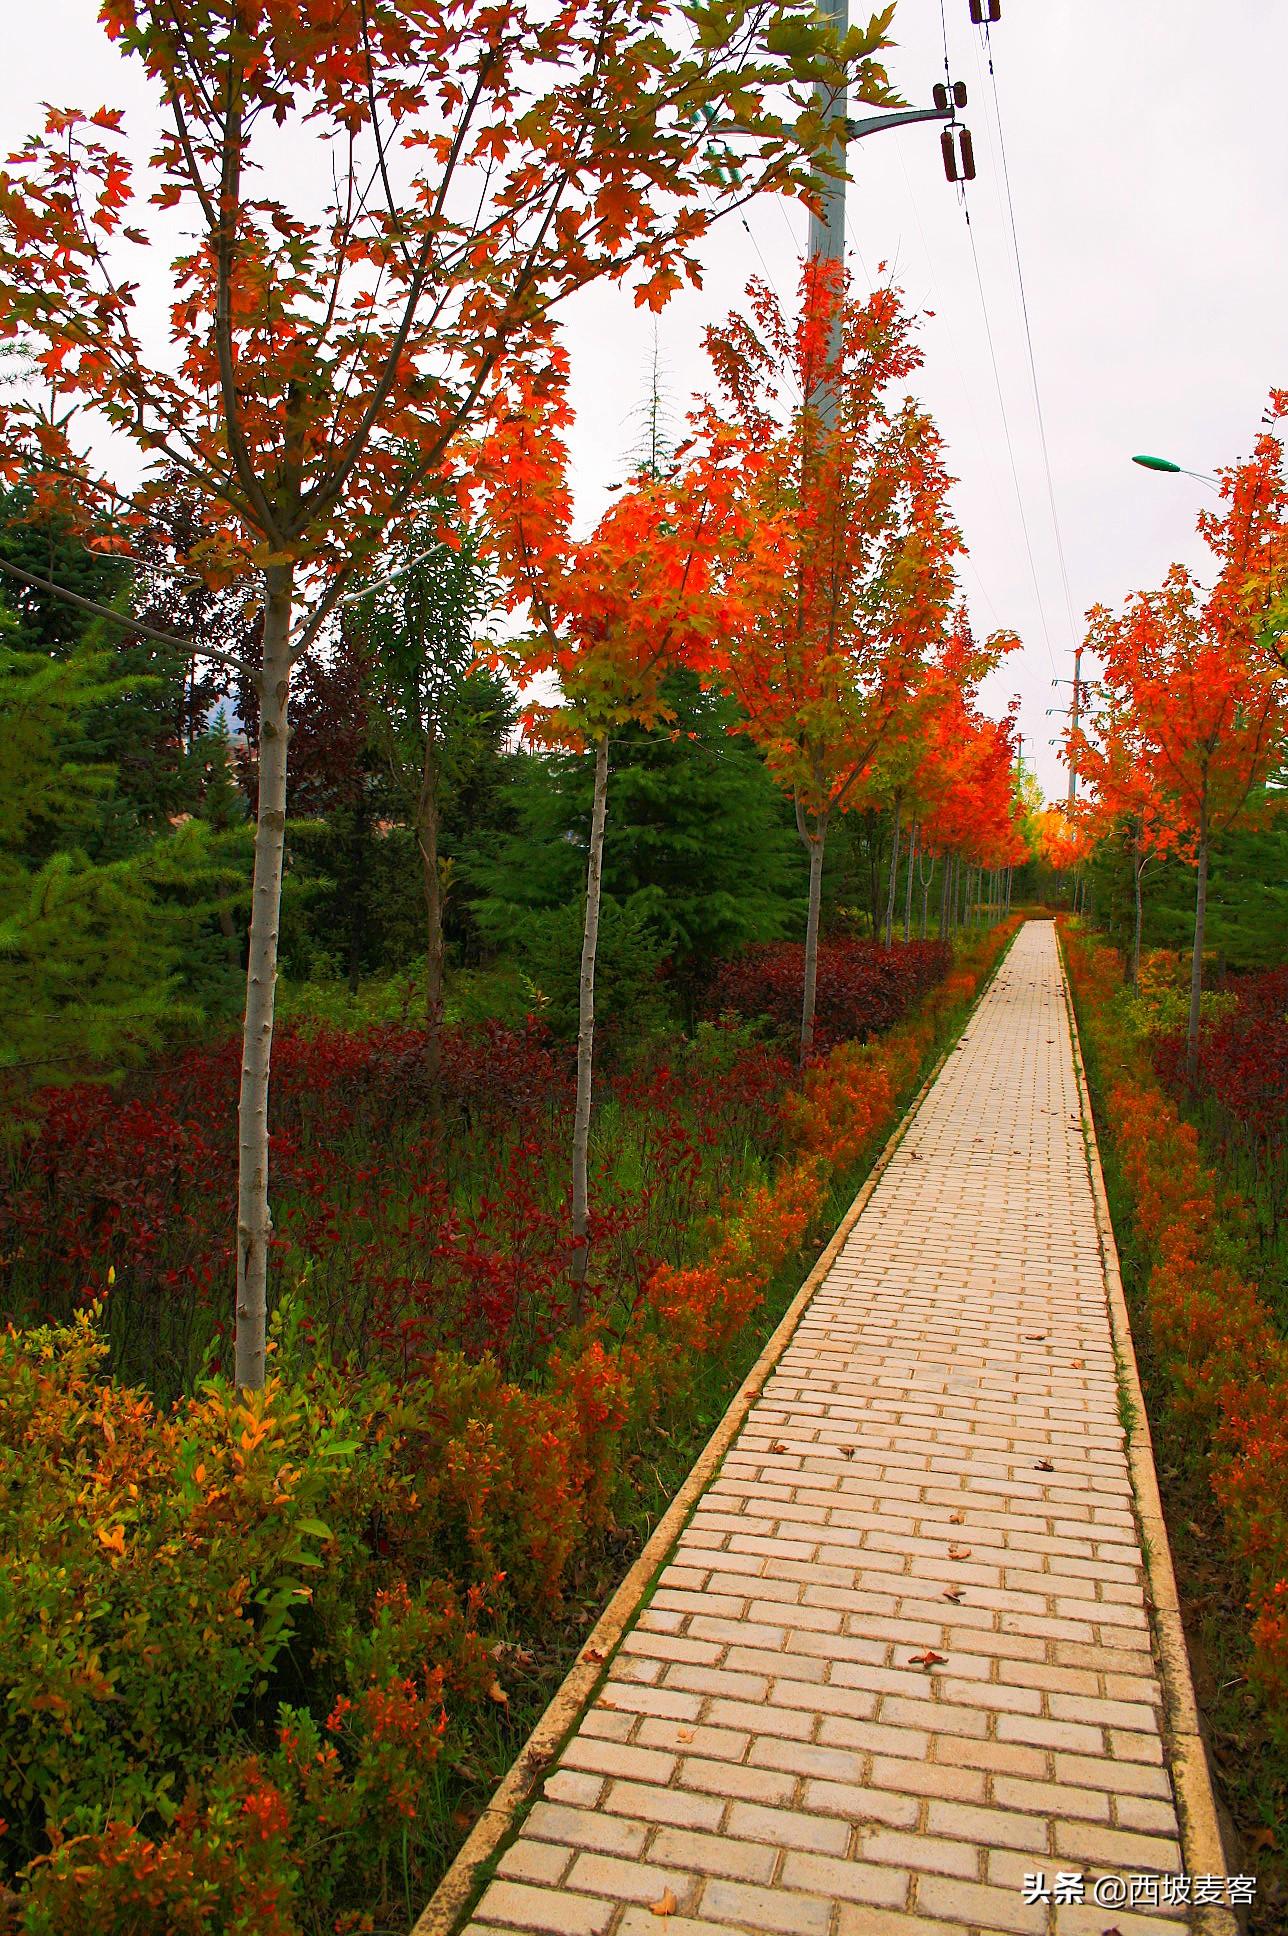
[915,1872,1048,1934]
[565,1852,689,1905]
[494,1840,573,1887]
[677,1755,795,1805]
[801,1778,920,1830]
[600,1778,724,1834]
[698,1876,833,1935]
[472,1879,616,1935]
[780,1851,911,1908]
[648,1825,777,1884]
[524,1801,649,1859]
[561,1738,677,1785]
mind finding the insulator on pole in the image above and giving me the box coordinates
[952,80,968,108]
[942,126,975,184]
[932,81,948,110]
[968,0,1001,20]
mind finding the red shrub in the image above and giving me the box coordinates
[702,939,951,1053]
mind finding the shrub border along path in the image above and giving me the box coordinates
[413,934,1021,1936]
[1057,933,1238,1936]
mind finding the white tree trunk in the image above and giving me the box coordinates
[235,564,294,1391]
[883,798,901,948]
[903,821,917,941]
[796,800,829,1067]
[570,735,610,1313]
[1131,833,1145,991]
[1186,823,1209,1084]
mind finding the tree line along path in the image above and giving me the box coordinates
[432,921,1233,1936]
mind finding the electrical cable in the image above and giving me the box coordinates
[961,202,1059,676]
[865,129,1015,645]
[977,21,1080,648]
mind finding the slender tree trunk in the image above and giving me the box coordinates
[571,736,610,1311]
[797,799,830,1066]
[921,852,934,939]
[416,734,444,1096]
[347,799,368,997]
[1005,865,1012,916]
[939,853,952,940]
[235,564,293,1393]
[883,798,901,948]
[1130,834,1145,991]
[903,821,917,942]
[1186,820,1209,1084]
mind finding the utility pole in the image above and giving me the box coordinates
[802,4,979,428]
[1049,648,1094,805]
[1066,645,1083,805]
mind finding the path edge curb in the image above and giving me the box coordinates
[412,926,1022,1936]
[1057,929,1240,1936]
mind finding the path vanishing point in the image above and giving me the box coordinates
[430,921,1239,1936]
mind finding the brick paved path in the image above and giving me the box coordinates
[464,923,1191,1936]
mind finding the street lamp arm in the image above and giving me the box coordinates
[846,105,954,141]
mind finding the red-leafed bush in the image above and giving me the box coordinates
[0,1019,789,1395]
[1154,965,1288,1143]
[702,938,952,1052]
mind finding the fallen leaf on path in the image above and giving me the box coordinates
[1035,1459,1055,1472]
[582,1648,605,1665]
[1071,1358,1085,1369]
[1022,1333,1046,1342]
[768,1440,788,1455]
[949,1511,965,1524]
[487,1679,508,1707]
[650,1888,678,1917]
[840,1447,856,1460]
[676,1728,694,1742]
[910,1650,946,1669]
[943,1586,965,1603]
[948,1545,972,1561]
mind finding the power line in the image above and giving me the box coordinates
[869,130,1019,649]
[961,203,1058,676]
[976,21,1080,646]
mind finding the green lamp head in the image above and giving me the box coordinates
[1131,454,1182,473]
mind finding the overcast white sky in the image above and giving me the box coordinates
[4,1,1284,800]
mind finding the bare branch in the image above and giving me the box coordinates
[0,555,255,676]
